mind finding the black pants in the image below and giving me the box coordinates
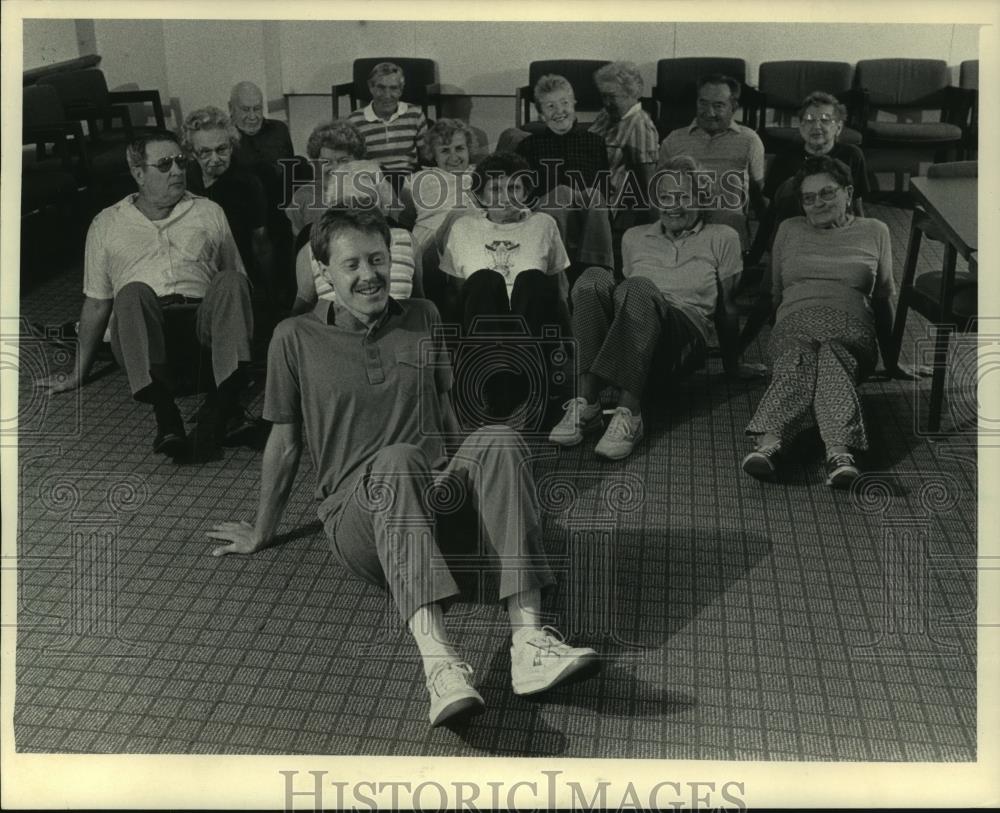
[450,268,568,428]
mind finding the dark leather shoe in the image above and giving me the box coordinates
[221,408,259,447]
[152,428,186,457]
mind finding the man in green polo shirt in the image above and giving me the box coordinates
[207,207,598,727]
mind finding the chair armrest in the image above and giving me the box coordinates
[836,87,869,131]
[23,121,92,180]
[740,85,765,131]
[109,89,167,128]
[331,82,355,118]
[515,85,532,129]
[106,104,135,138]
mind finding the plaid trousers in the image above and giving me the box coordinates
[570,266,706,397]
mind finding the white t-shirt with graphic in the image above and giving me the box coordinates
[440,210,570,295]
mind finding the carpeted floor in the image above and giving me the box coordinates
[13,200,978,758]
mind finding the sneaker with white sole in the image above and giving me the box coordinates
[426,659,485,726]
[510,626,600,696]
[825,452,861,488]
[548,397,603,447]
[594,407,643,460]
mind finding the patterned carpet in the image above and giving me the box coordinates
[12,200,978,758]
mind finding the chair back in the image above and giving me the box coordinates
[23,84,66,128]
[959,60,978,90]
[653,57,747,134]
[350,58,437,108]
[758,60,853,116]
[39,68,111,115]
[854,58,950,108]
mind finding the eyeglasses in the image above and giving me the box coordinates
[802,114,840,126]
[144,154,189,172]
[800,185,842,206]
[193,144,232,159]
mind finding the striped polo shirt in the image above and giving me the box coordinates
[589,102,660,205]
[310,226,417,301]
[348,102,428,174]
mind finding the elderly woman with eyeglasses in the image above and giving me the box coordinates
[182,106,276,335]
[742,155,925,488]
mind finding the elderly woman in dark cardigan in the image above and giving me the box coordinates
[742,155,927,488]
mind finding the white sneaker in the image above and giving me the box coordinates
[510,626,600,696]
[425,660,485,726]
[548,397,602,447]
[594,407,643,460]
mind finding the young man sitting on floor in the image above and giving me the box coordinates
[208,207,598,727]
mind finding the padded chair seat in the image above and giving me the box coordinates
[764,126,863,148]
[913,271,977,322]
[865,121,963,143]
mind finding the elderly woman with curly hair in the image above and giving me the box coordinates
[285,119,366,236]
[182,105,276,328]
[404,118,477,253]
[589,61,660,269]
[742,155,926,488]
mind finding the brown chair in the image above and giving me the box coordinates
[756,60,864,151]
[514,59,611,131]
[854,59,972,195]
[331,58,440,119]
[892,161,977,431]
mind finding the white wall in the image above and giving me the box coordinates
[90,20,168,96]
[22,19,80,69]
[161,21,269,123]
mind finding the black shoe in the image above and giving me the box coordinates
[186,399,225,463]
[741,441,782,479]
[186,420,223,463]
[221,408,259,447]
[153,428,186,457]
[152,400,186,457]
[825,452,861,488]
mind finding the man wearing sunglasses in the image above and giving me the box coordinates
[42,130,255,464]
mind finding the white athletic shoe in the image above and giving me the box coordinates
[594,407,643,460]
[548,397,603,447]
[510,626,599,696]
[425,660,485,726]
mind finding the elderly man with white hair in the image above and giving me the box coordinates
[228,81,294,172]
[228,80,296,308]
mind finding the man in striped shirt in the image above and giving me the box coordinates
[348,62,428,179]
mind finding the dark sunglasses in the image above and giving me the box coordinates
[144,154,189,173]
